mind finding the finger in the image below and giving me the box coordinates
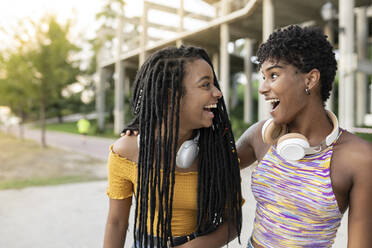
[134,130,139,136]
[126,130,131,136]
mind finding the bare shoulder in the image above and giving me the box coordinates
[327,131,372,214]
[335,132,372,246]
[333,131,372,177]
[112,134,139,162]
[335,131,372,166]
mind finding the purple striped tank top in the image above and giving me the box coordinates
[251,133,343,247]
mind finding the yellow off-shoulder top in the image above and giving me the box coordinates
[106,145,198,236]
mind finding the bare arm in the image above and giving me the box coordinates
[347,141,372,248]
[104,135,138,248]
[175,222,238,248]
[237,121,268,169]
[103,198,132,248]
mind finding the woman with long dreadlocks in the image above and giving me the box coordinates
[103,46,243,248]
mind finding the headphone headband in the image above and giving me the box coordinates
[262,110,340,160]
[324,111,339,146]
[305,110,339,155]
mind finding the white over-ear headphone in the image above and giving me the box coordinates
[262,110,339,161]
[137,131,199,169]
[176,132,199,169]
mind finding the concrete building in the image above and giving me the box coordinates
[95,0,372,135]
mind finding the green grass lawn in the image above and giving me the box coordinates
[0,176,100,190]
[0,132,105,190]
[36,120,119,139]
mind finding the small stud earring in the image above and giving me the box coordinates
[305,87,310,95]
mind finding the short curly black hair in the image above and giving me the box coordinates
[257,25,337,103]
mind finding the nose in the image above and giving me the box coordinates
[213,85,222,99]
[258,78,270,96]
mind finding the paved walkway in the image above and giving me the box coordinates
[12,125,116,160]
[0,125,348,247]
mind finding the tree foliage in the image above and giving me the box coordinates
[0,15,81,146]
[32,16,80,122]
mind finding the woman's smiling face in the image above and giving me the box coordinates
[179,59,222,130]
[259,60,309,124]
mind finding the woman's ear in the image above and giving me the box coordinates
[305,68,320,91]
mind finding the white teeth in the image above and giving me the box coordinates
[204,104,217,109]
[266,98,280,109]
[266,99,280,104]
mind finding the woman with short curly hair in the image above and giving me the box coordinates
[238,25,372,248]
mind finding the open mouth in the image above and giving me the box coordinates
[203,103,217,111]
[267,98,280,110]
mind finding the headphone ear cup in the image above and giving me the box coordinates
[176,140,199,169]
[277,133,310,161]
[139,131,200,169]
[262,119,286,144]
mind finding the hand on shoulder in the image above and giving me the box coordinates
[120,129,139,137]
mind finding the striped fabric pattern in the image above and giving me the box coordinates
[251,138,343,247]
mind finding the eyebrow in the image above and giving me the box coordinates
[264,64,284,72]
[196,75,212,84]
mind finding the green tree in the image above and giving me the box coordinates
[34,16,80,123]
[0,40,37,139]
[0,16,81,147]
[30,16,80,146]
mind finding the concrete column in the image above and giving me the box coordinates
[176,0,184,47]
[259,0,274,121]
[124,76,130,94]
[324,22,335,112]
[338,0,355,130]
[355,7,368,126]
[97,67,110,132]
[114,16,125,134]
[231,74,239,108]
[116,16,124,56]
[262,0,274,41]
[139,3,148,66]
[220,0,230,112]
[370,84,372,114]
[215,2,220,17]
[212,53,219,80]
[114,62,125,134]
[244,39,254,124]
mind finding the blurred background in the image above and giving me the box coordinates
[0,0,371,247]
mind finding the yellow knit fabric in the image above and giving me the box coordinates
[106,145,198,236]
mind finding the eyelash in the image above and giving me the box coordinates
[202,82,211,88]
[262,73,278,81]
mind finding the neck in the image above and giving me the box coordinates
[157,122,194,147]
[177,128,194,146]
[287,106,334,146]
